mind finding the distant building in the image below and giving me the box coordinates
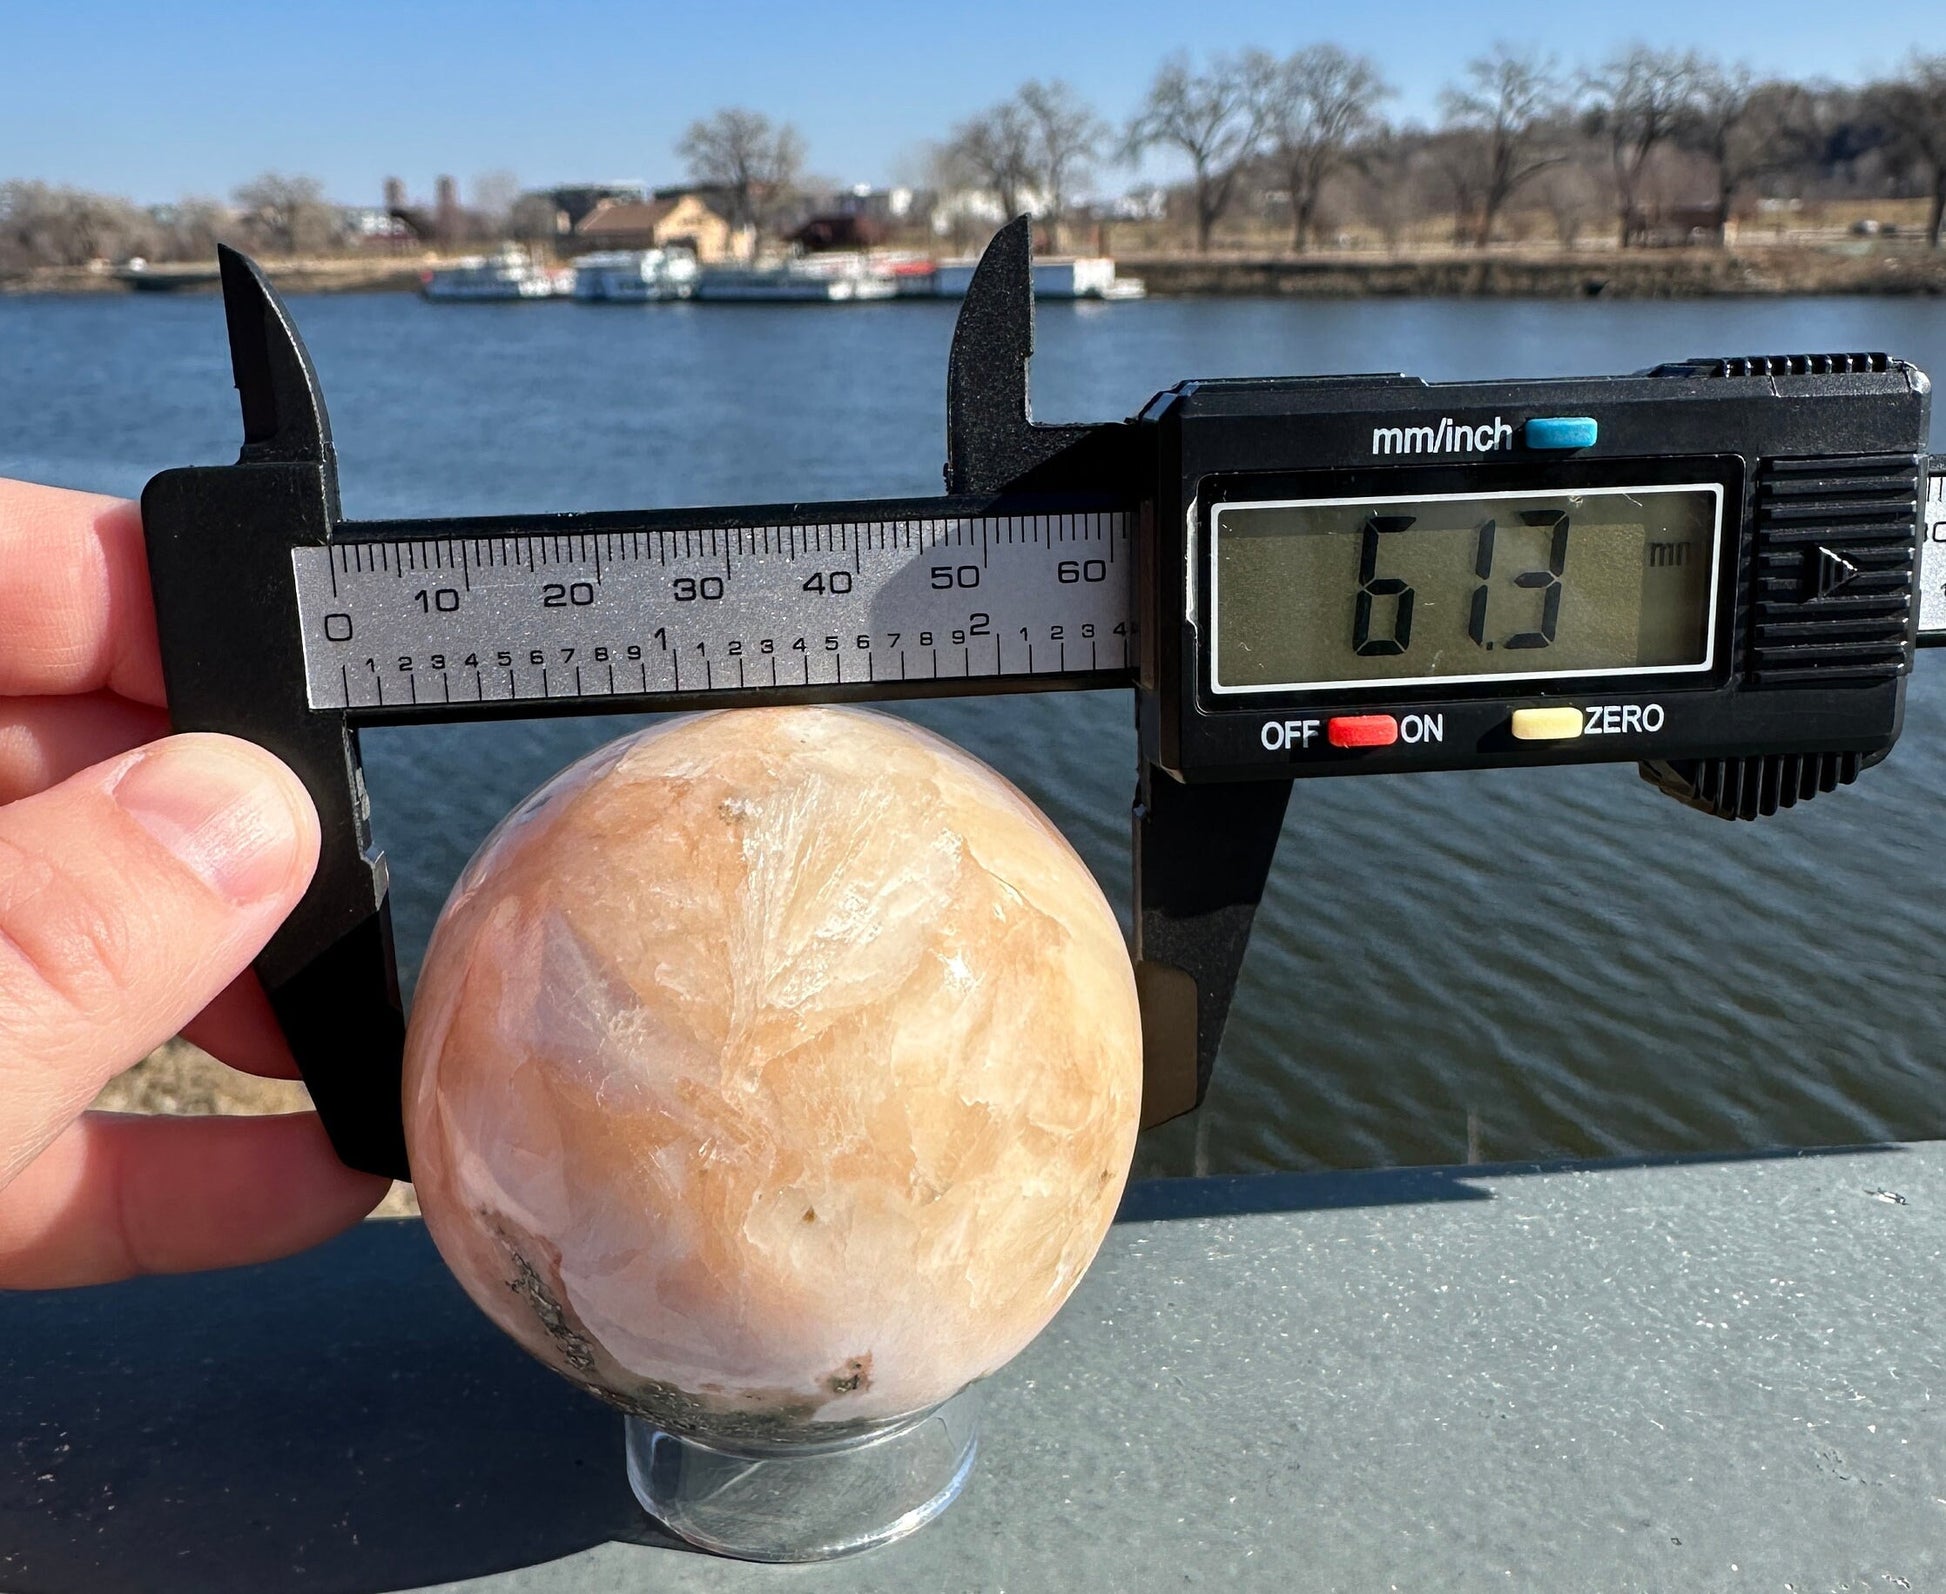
[434,175,462,243]
[380,176,430,242]
[541,183,648,232]
[789,213,885,252]
[1108,187,1170,223]
[573,192,748,261]
[930,185,1049,236]
[340,206,413,247]
[835,184,916,224]
[782,185,929,241]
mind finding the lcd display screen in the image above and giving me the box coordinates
[1210,483,1722,692]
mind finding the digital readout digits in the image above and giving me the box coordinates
[1210,484,1721,693]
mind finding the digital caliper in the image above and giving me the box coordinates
[140,219,1946,1180]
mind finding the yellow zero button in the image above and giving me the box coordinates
[1511,706,1586,741]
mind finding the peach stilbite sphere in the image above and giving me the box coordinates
[403,706,1143,1439]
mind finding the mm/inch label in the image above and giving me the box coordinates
[292,510,1136,712]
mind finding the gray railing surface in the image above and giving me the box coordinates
[4,1147,1943,1592]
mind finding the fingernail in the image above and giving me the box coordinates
[114,739,307,906]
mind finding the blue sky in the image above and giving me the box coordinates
[4,0,1940,205]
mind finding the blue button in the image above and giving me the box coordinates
[1525,416,1599,449]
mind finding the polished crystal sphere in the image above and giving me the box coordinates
[404,706,1143,1441]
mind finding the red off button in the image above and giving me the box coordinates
[1327,714,1399,748]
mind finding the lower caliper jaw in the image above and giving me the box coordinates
[1131,771,1292,1127]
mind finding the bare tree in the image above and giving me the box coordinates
[677,108,806,256]
[1680,65,1814,244]
[1346,131,1425,251]
[1439,46,1567,247]
[1870,54,1946,247]
[507,192,563,245]
[1534,155,1606,249]
[148,196,230,262]
[1584,47,1699,246]
[1125,50,1277,253]
[0,182,150,267]
[1017,80,1107,248]
[940,100,1037,223]
[232,172,334,256]
[469,170,522,238]
[1262,46,1392,251]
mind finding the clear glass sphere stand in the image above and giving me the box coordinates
[624,1385,982,1562]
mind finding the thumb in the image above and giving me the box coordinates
[0,733,319,1189]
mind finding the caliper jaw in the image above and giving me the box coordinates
[1131,773,1291,1126]
[141,248,408,1180]
[941,220,1274,1129]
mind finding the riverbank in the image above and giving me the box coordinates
[0,257,427,296]
[1121,245,1946,298]
[6,244,1944,300]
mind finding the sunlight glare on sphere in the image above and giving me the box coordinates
[403,706,1143,1439]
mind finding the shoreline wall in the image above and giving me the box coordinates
[1121,248,1946,299]
[5,247,1945,300]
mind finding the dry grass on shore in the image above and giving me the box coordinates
[92,1040,419,1217]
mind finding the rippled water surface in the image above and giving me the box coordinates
[3,287,1942,1177]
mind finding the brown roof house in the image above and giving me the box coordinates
[572,191,750,262]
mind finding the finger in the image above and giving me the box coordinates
[0,692,172,804]
[0,699,304,1077]
[0,1111,387,1288]
[180,970,301,1080]
[0,481,163,705]
[0,732,319,1189]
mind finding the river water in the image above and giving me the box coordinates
[2,288,1943,1179]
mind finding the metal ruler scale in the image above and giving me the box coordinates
[293,506,1135,714]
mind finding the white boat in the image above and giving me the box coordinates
[694,254,899,303]
[931,256,1146,301]
[572,249,699,303]
[421,247,565,302]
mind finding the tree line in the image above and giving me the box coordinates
[4,45,1944,271]
[936,45,1946,252]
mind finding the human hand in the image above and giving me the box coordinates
[0,479,387,1289]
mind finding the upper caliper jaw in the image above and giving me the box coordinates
[141,247,408,1180]
[943,220,1280,1131]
